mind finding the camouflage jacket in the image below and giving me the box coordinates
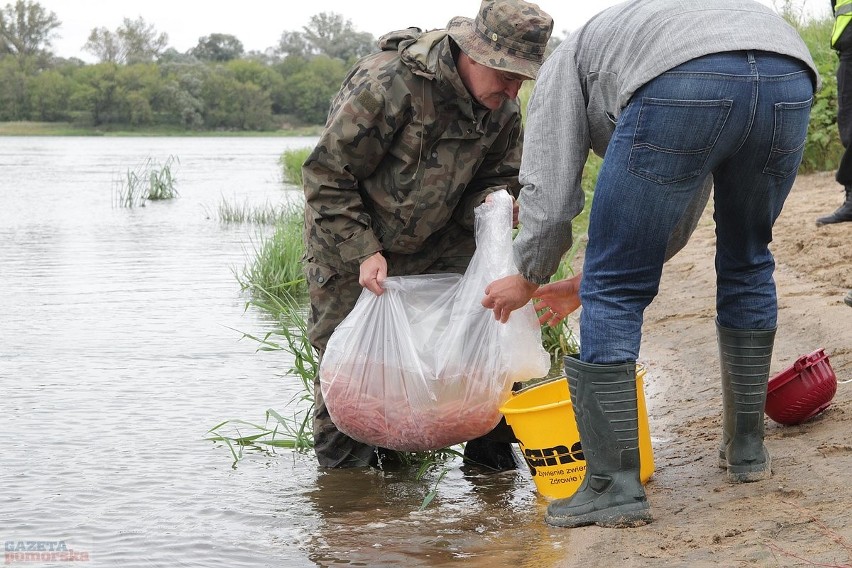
[302,28,523,271]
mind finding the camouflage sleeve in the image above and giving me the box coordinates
[302,65,399,263]
[452,114,524,229]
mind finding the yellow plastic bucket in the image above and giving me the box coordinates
[500,365,654,499]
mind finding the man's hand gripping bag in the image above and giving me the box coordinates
[319,190,549,451]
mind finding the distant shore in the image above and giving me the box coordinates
[0,121,323,137]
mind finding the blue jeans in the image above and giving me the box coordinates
[580,51,814,364]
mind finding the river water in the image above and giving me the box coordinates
[0,136,575,567]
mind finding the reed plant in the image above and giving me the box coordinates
[207,288,316,462]
[236,198,307,298]
[227,145,312,302]
[211,197,289,225]
[113,155,180,207]
[279,147,312,187]
[114,166,146,208]
[145,155,180,200]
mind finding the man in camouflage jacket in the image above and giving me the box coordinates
[302,0,553,468]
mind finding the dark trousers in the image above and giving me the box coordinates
[836,26,852,184]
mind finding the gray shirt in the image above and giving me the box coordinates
[513,0,820,285]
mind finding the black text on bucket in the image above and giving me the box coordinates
[522,441,584,476]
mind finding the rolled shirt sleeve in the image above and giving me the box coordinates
[513,46,590,285]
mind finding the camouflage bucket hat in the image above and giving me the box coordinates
[447,0,554,79]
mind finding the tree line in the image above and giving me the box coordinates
[0,0,378,129]
[0,0,842,171]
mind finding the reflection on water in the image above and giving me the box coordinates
[302,466,572,567]
[0,137,574,567]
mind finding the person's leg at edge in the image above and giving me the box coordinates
[712,51,813,482]
[818,26,852,225]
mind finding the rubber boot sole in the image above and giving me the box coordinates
[545,501,652,529]
[718,447,772,483]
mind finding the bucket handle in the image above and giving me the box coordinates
[500,399,572,415]
[793,348,826,372]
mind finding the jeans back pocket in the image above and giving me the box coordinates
[628,97,733,185]
[763,98,813,178]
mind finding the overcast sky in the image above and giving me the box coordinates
[35,0,830,63]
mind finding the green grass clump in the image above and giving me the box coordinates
[279,147,312,187]
[207,289,316,462]
[236,199,306,298]
[145,155,180,200]
[113,155,180,207]
[210,197,290,225]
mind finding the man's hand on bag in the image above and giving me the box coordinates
[359,252,387,296]
[485,191,520,227]
[533,273,582,326]
[481,274,539,323]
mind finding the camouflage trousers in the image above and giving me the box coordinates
[305,231,476,467]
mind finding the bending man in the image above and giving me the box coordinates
[482,0,818,527]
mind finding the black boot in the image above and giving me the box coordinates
[463,383,522,472]
[845,290,852,308]
[716,321,775,483]
[816,186,852,226]
[462,417,520,471]
[545,358,652,528]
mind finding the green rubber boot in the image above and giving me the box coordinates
[545,358,652,528]
[716,321,775,483]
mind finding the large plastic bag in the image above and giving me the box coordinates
[319,190,549,452]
